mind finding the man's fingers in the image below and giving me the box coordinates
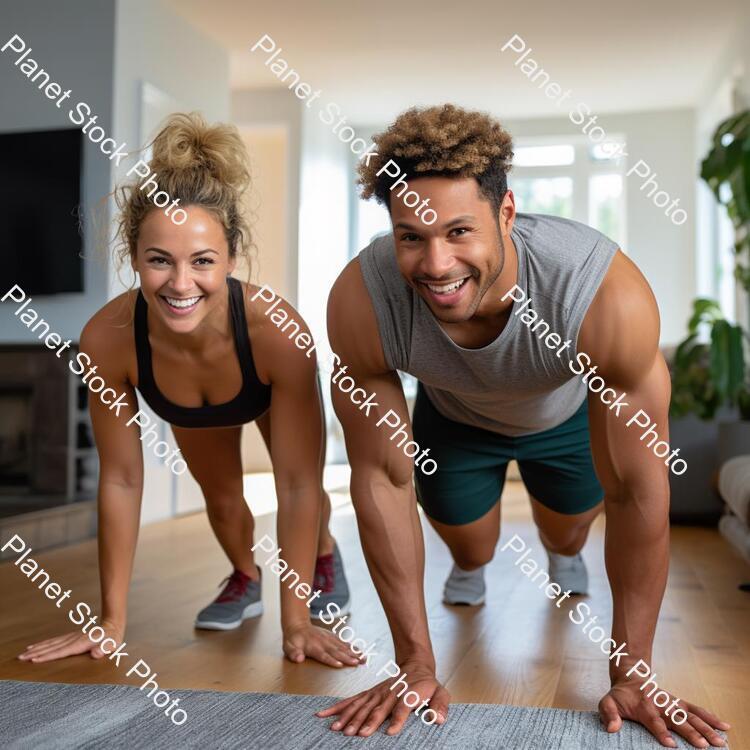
[677,715,725,747]
[598,695,622,733]
[342,695,381,736]
[642,712,677,748]
[429,686,451,724]
[685,703,730,731]
[330,695,370,731]
[316,693,363,718]
[385,698,412,736]
[358,702,394,737]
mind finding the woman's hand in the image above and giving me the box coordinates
[283,622,364,668]
[18,619,125,664]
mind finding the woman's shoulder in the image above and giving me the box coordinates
[79,289,138,374]
[235,279,318,379]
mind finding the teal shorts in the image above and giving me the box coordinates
[412,384,604,525]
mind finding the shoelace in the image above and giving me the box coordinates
[314,553,335,593]
[216,569,252,603]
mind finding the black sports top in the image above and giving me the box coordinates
[134,276,272,428]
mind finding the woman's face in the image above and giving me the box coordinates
[133,206,235,334]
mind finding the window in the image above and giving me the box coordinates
[511,137,627,247]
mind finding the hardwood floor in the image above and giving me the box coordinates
[1,480,748,747]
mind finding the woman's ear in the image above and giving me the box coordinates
[228,253,237,275]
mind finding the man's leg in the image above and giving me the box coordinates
[529,496,603,556]
[426,500,502,571]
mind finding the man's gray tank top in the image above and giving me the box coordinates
[358,213,619,436]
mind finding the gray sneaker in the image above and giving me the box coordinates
[310,543,351,620]
[547,551,589,595]
[443,563,486,606]
[194,569,263,630]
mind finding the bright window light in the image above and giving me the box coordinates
[514,145,575,167]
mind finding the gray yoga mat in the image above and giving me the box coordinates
[0,680,726,749]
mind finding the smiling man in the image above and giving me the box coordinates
[322,104,729,747]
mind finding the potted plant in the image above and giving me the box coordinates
[671,109,750,463]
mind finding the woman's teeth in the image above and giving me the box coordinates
[164,295,201,309]
[425,278,467,295]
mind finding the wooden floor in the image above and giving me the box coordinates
[1,481,749,747]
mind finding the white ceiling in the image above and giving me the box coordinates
[169,0,746,123]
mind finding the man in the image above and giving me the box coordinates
[319,104,729,747]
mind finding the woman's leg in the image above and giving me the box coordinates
[171,424,258,579]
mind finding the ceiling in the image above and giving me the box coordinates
[168,0,746,123]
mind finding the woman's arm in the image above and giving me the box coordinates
[19,311,144,662]
[257,300,360,667]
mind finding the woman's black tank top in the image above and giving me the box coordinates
[133,276,272,428]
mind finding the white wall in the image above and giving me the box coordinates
[0,0,116,342]
[232,88,302,304]
[502,110,696,345]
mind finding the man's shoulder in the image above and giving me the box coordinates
[514,212,617,261]
[328,258,390,374]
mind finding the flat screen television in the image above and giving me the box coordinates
[1,128,84,295]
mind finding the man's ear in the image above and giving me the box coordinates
[499,190,516,236]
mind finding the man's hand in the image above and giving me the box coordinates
[18,619,125,663]
[599,680,730,748]
[282,622,363,668]
[315,660,449,737]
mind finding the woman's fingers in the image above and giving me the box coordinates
[19,636,79,660]
[19,634,72,657]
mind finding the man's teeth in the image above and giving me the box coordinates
[426,278,467,295]
[164,296,201,308]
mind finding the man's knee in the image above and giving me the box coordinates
[539,521,591,555]
[454,546,496,570]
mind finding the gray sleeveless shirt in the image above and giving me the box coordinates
[358,212,618,436]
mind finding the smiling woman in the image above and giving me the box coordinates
[18,112,356,674]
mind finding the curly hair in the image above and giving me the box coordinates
[113,112,254,273]
[357,104,514,216]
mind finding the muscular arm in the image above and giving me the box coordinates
[318,260,448,736]
[582,252,670,676]
[583,252,728,747]
[328,260,434,667]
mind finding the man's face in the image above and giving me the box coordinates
[390,176,512,324]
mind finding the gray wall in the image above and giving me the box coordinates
[0,0,116,342]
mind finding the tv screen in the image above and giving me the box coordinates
[1,128,84,295]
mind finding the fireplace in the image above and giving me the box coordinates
[0,345,97,519]
[0,387,33,491]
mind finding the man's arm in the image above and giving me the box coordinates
[583,251,728,748]
[317,258,449,737]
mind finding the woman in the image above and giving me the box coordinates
[19,113,357,668]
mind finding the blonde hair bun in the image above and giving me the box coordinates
[149,112,249,194]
